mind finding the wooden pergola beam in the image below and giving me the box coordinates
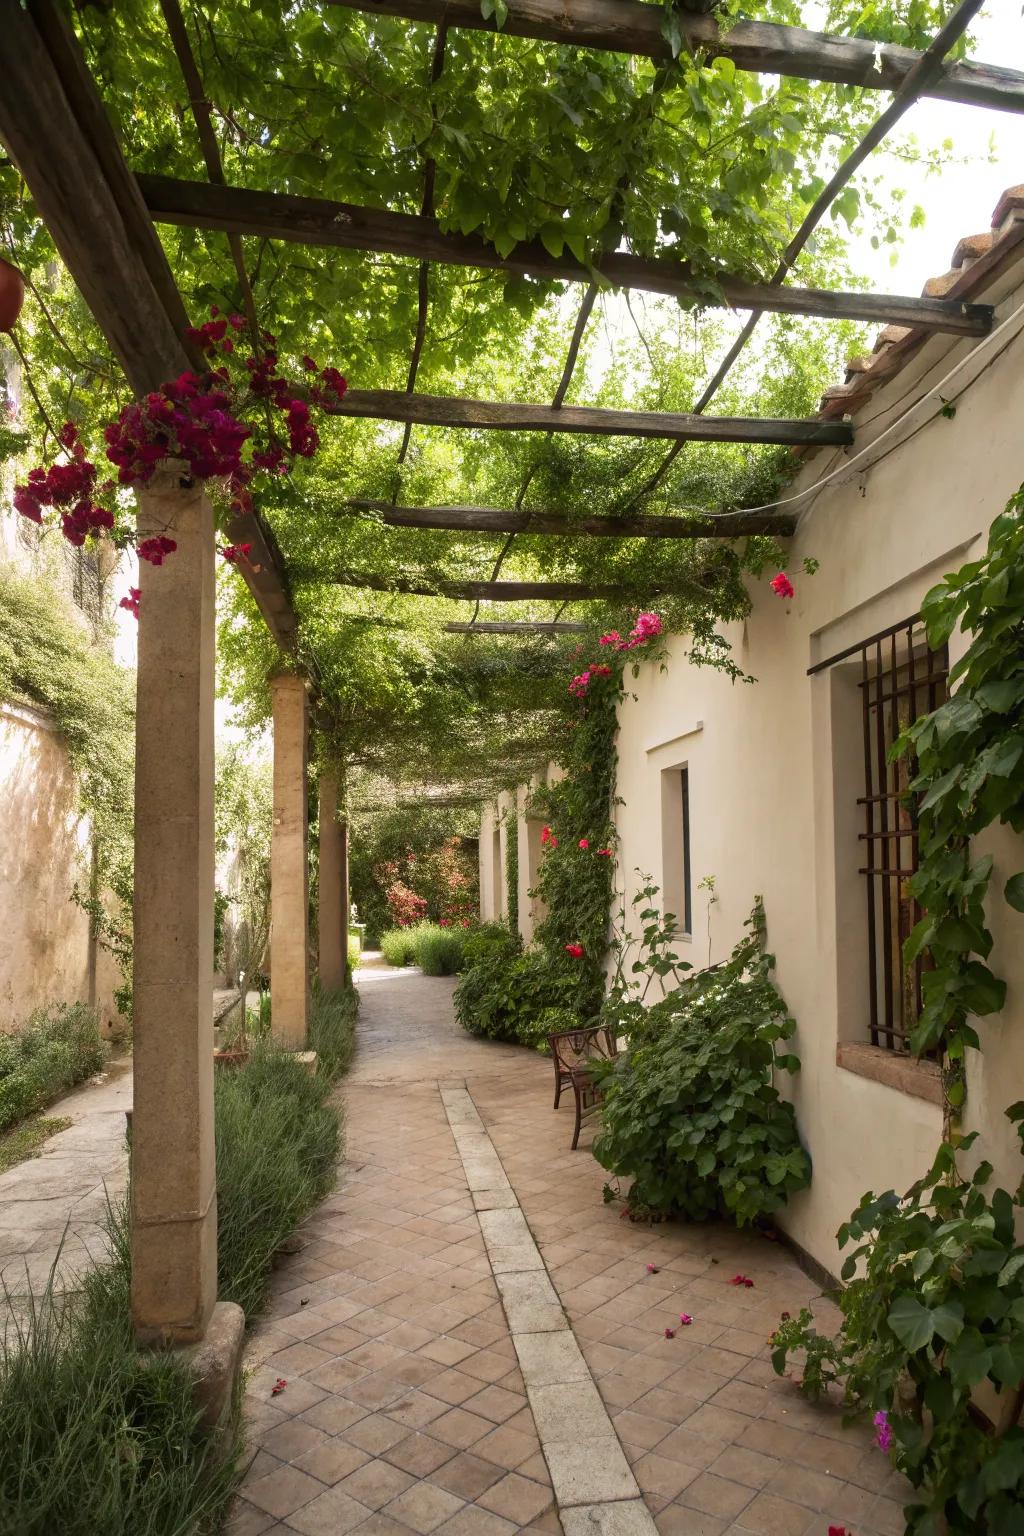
[299,570,712,601]
[348,498,795,538]
[330,390,850,445]
[137,175,992,338]
[445,620,587,633]
[324,0,1024,113]
[0,0,299,652]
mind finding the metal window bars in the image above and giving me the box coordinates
[810,615,948,1054]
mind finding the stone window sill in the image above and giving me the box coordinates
[836,1041,942,1106]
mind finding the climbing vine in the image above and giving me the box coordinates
[775,493,1024,1531]
[0,564,135,1014]
[893,492,1024,1115]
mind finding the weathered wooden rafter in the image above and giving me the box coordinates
[138,175,993,338]
[329,390,851,445]
[627,0,988,507]
[301,570,710,601]
[324,0,1024,113]
[348,499,794,538]
[445,620,587,634]
[0,0,299,651]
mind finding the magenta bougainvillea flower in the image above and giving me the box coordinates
[596,847,613,857]
[770,572,795,600]
[564,942,584,959]
[874,1410,893,1452]
[645,1263,659,1274]
[664,1327,676,1339]
[119,587,141,620]
[270,1378,287,1397]
[679,1313,693,1325]
[730,1275,755,1288]
[578,838,590,849]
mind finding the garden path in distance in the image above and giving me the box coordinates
[232,955,909,1536]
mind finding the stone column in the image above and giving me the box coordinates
[317,768,346,992]
[271,673,309,1047]
[131,468,217,1345]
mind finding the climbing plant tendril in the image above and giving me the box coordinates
[893,491,1024,1121]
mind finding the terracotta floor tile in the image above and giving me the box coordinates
[383,1431,458,1478]
[476,1472,555,1523]
[383,1481,466,1533]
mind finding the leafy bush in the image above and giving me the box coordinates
[414,925,466,976]
[593,906,810,1224]
[454,925,588,1049]
[215,1041,341,1318]
[771,1132,1024,1534]
[0,1004,107,1132]
[380,926,417,966]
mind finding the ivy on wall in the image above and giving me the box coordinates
[504,808,519,933]
[0,564,135,1016]
[775,493,1024,1532]
[894,493,1024,1120]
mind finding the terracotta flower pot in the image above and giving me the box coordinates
[213,1047,250,1069]
[0,258,25,332]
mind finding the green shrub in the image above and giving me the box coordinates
[0,1004,107,1132]
[215,1041,341,1318]
[380,926,417,966]
[413,924,466,976]
[593,907,810,1225]
[454,926,586,1049]
[771,1133,1024,1534]
[309,985,358,1080]
[347,930,362,971]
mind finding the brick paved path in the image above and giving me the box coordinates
[232,958,910,1536]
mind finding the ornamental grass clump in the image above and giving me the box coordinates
[380,926,419,966]
[214,1039,341,1318]
[593,905,810,1225]
[0,1202,241,1536]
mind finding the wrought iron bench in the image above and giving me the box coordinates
[548,1024,619,1150]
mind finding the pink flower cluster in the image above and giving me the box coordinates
[770,572,795,601]
[569,612,663,697]
[540,825,558,849]
[119,587,141,620]
[13,423,114,546]
[564,942,584,959]
[13,310,348,590]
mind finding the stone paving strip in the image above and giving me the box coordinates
[440,1084,657,1536]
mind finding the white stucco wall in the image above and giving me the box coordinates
[610,256,1024,1272]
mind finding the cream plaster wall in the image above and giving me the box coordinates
[482,258,1024,1276]
[610,259,1024,1273]
[0,701,120,1030]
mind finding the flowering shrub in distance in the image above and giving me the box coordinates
[14,310,348,611]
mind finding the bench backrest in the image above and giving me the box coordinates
[548,1024,618,1074]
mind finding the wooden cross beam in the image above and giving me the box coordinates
[0,0,299,652]
[324,0,1024,114]
[298,570,715,601]
[329,391,851,446]
[137,176,992,338]
[347,499,795,538]
[445,620,587,633]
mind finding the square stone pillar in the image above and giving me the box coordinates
[131,468,217,1345]
[317,769,348,992]
[271,673,310,1046]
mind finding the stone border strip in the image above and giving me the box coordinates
[439,1082,657,1536]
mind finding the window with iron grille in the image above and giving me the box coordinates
[811,615,949,1053]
